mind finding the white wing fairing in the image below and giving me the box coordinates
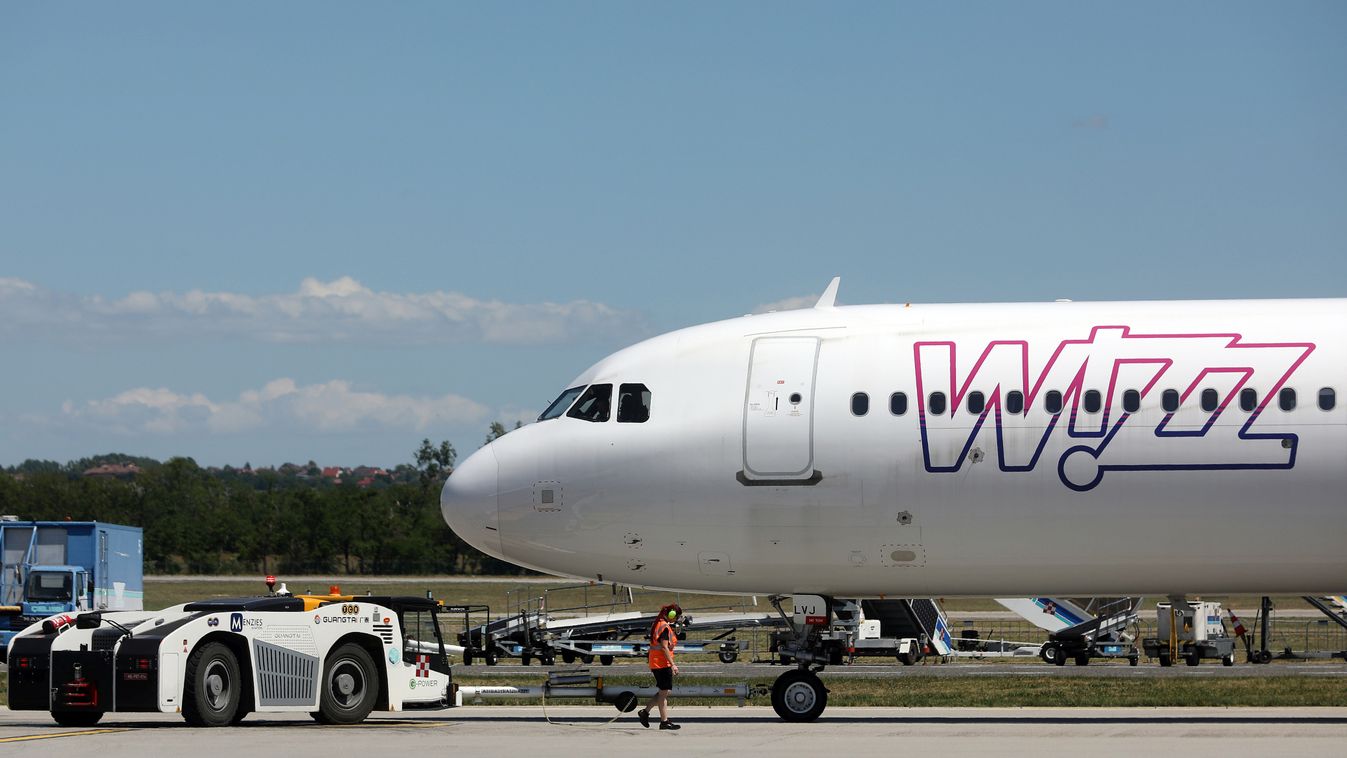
[443,295,1347,598]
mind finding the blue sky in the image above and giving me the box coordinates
[2,2,1344,467]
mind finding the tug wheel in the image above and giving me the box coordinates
[315,643,378,725]
[52,710,104,727]
[183,642,242,727]
[771,670,828,722]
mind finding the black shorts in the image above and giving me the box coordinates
[651,666,673,690]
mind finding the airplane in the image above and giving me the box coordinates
[442,278,1346,720]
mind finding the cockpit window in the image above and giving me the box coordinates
[617,383,651,423]
[539,386,586,421]
[567,383,612,422]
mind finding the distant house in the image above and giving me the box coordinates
[83,463,141,479]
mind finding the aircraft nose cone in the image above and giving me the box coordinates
[440,445,501,557]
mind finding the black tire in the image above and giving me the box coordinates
[1159,653,1172,667]
[561,650,575,664]
[485,652,498,666]
[599,655,614,666]
[462,650,473,666]
[1186,653,1201,667]
[1039,643,1059,665]
[1053,649,1068,666]
[52,710,104,727]
[316,643,379,725]
[1222,654,1234,667]
[521,653,532,666]
[580,654,594,664]
[182,641,242,727]
[539,655,555,666]
[718,649,739,664]
[770,670,828,722]
[1074,654,1090,667]
[1128,656,1139,667]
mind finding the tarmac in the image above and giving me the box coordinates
[1,706,1343,757]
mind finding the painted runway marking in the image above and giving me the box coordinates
[0,727,132,743]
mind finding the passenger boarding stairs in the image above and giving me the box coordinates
[859,599,954,655]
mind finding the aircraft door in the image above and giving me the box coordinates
[740,336,822,484]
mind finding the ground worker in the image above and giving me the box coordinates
[637,603,682,730]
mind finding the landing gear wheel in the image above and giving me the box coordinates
[1074,655,1090,666]
[600,655,614,666]
[1186,653,1201,667]
[52,710,104,727]
[718,649,739,664]
[315,643,378,725]
[182,642,241,727]
[1039,643,1060,665]
[771,670,828,723]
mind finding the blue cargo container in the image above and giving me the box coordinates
[0,520,144,647]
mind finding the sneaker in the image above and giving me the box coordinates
[637,709,650,728]
[659,720,681,731]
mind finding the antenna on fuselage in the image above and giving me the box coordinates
[815,276,840,309]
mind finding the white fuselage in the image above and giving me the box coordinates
[442,299,1347,597]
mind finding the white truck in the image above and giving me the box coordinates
[6,593,454,727]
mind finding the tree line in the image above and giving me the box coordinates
[0,436,532,576]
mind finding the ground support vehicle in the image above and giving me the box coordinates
[1039,597,1141,667]
[6,593,454,727]
[0,520,143,648]
[1142,601,1237,666]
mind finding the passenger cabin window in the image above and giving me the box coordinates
[967,391,985,414]
[890,392,908,416]
[1006,390,1024,415]
[1083,390,1102,414]
[567,384,612,422]
[617,383,651,423]
[1201,388,1219,413]
[1045,390,1063,414]
[1240,388,1258,412]
[1162,389,1180,413]
[928,392,947,416]
[1279,387,1296,412]
[1122,389,1140,413]
[851,392,869,416]
[539,386,586,421]
[1320,387,1336,411]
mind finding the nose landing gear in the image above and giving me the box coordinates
[766,595,838,722]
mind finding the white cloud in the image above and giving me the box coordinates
[58,379,491,435]
[0,277,642,346]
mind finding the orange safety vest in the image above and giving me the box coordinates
[647,618,677,669]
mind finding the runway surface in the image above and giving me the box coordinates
[2,707,1343,757]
